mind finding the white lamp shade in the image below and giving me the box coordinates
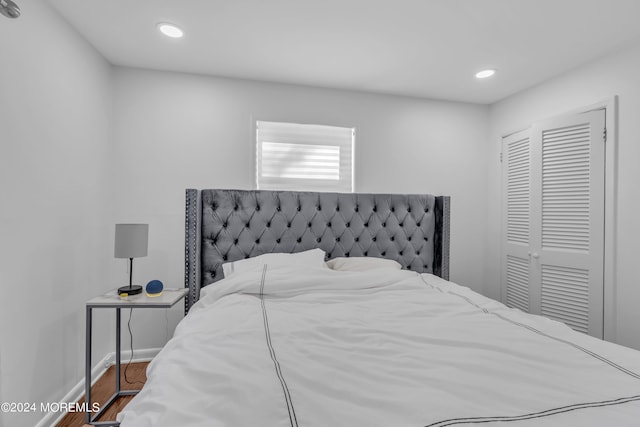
[114,224,149,258]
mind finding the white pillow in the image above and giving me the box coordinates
[222,248,327,277]
[326,257,402,272]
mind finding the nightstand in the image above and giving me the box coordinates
[85,288,188,426]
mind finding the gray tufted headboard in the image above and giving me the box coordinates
[185,189,450,313]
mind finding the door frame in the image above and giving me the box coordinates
[500,96,618,342]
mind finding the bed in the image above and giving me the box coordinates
[117,189,640,426]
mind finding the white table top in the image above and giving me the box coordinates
[87,288,189,308]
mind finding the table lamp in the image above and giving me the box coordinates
[114,224,148,295]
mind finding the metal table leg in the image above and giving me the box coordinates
[116,307,121,395]
[85,307,125,426]
[85,306,92,424]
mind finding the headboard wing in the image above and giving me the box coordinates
[185,189,450,313]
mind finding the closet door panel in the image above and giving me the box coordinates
[534,110,605,338]
[502,129,532,312]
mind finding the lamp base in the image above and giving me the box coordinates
[118,285,142,295]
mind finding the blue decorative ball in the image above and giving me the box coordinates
[146,279,164,297]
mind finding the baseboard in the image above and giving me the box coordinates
[102,347,162,368]
[35,348,162,427]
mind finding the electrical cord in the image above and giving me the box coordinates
[123,307,171,385]
[124,308,145,386]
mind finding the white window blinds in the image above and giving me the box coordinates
[256,121,354,192]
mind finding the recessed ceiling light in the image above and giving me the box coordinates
[475,69,496,79]
[157,23,184,38]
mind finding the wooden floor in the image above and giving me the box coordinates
[55,361,149,427]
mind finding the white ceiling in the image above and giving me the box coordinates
[47,0,640,104]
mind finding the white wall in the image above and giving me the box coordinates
[487,41,640,350]
[112,67,490,349]
[0,3,114,427]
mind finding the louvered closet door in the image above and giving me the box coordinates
[533,110,605,337]
[502,110,605,338]
[502,128,532,313]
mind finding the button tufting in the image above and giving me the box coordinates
[373,206,377,212]
[246,223,250,228]
[391,207,395,212]
[346,252,350,257]
[256,205,260,211]
[287,223,291,228]
[276,238,281,243]
[297,238,302,243]
[364,251,368,256]
[382,222,386,227]
[234,239,238,244]
[355,237,359,242]
[327,222,332,227]
[315,206,319,211]
[355,206,359,212]
[223,255,228,261]
[245,255,249,259]
[298,206,302,211]
[391,236,395,241]
[277,206,281,211]
[223,222,228,228]
[255,239,260,244]
[346,222,350,227]
[417,222,421,227]
[424,265,428,269]
[364,223,369,227]
[234,205,238,211]
[372,237,377,242]
[399,251,403,256]
[336,237,340,242]
[267,222,271,227]
[308,222,312,227]
[381,251,386,256]
[408,237,412,241]
[336,206,340,211]
[316,238,321,243]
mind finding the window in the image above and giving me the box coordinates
[256,121,354,192]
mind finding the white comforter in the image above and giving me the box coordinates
[118,266,640,426]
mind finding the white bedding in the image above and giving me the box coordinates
[118,266,640,426]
